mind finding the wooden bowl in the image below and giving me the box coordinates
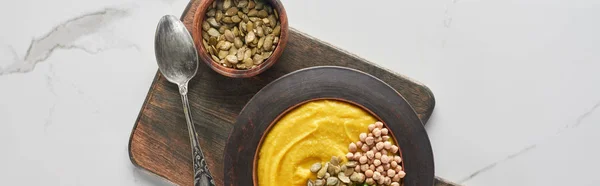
[224,66,435,186]
[192,0,289,78]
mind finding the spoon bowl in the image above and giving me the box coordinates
[155,15,198,85]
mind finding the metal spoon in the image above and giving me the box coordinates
[154,15,215,186]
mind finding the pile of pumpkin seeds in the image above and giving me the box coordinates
[308,156,359,186]
[201,0,281,70]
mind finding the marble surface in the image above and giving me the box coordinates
[1,0,599,185]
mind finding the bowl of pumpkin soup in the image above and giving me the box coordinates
[256,99,405,186]
[224,66,434,186]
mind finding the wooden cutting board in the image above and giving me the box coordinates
[128,0,457,185]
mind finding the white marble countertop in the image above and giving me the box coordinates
[2,0,599,185]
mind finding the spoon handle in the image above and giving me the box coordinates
[179,84,215,186]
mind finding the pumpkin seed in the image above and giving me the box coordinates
[327,163,336,175]
[218,25,227,34]
[246,21,254,31]
[202,39,209,50]
[257,10,268,18]
[307,179,314,186]
[252,36,259,44]
[215,40,224,49]
[237,0,248,8]
[226,55,238,64]
[273,36,279,44]
[234,37,243,48]
[231,15,241,23]
[326,177,338,186]
[224,29,235,42]
[217,0,224,10]
[239,22,247,32]
[274,9,278,19]
[206,9,216,17]
[247,0,255,9]
[338,173,350,184]
[202,21,211,31]
[223,0,231,9]
[256,26,264,37]
[207,17,220,27]
[235,64,246,69]
[220,41,232,50]
[202,31,210,41]
[264,26,273,35]
[222,60,231,67]
[245,31,255,43]
[211,55,220,62]
[242,14,249,22]
[344,166,354,176]
[317,162,328,178]
[249,17,260,22]
[244,48,252,60]
[225,7,238,16]
[345,161,357,168]
[208,28,220,37]
[211,46,218,56]
[222,16,233,23]
[209,36,218,45]
[232,27,240,37]
[263,34,273,50]
[350,172,360,182]
[218,50,229,59]
[243,57,254,67]
[255,19,263,27]
[248,9,258,17]
[257,37,265,49]
[236,47,245,60]
[216,11,223,21]
[255,1,264,10]
[310,163,322,173]
[330,156,340,166]
[272,25,280,36]
[268,15,277,27]
[203,41,210,52]
[314,179,325,186]
[228,46,238,55]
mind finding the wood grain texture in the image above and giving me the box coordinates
[128,0,456,185]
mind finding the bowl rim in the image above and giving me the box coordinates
[192,0,289,78]
[251,97,406,185]
[223,66,434,186]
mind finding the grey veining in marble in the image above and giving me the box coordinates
[1,0,600,185]
[1,8,136,76]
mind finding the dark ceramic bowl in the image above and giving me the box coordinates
[224,66,435,186]
[192,0,289,78]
